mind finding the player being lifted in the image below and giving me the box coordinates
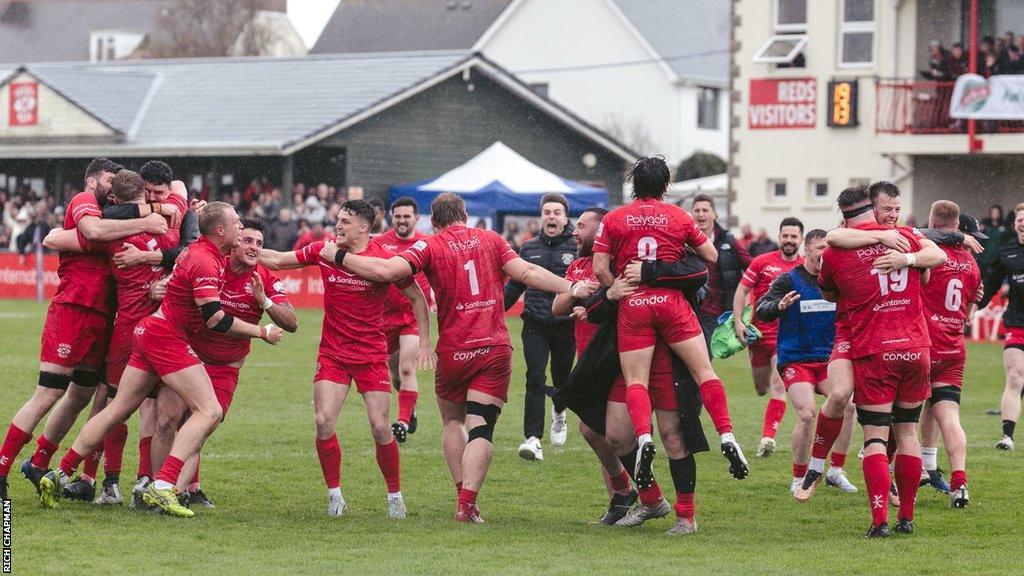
[754,229,858,495]
[592,156,747,486]
[795,182,947,504]
[369,197,435,443]
[734,218,805,458]
[39,203,284,517]
[261,200,430,518]
[334,193,595,522]
[818,184,946,537]
[0,159,169,502]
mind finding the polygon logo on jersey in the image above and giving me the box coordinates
[56,343,72,359]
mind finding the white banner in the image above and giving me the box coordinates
[949,74,1024,120]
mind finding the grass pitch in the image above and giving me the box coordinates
[1,300,1020,575]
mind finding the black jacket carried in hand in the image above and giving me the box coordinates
[504,225,577,324]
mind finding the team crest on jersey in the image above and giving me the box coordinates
[783,367,796,381]
[56,343,72,359]
[412,240,428,251]
[273,281,285,293]
[245,282,254,295]
[836,341,851,353]
[562,253,575,265]
[134,326,145,336]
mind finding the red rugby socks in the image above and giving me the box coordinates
[624,384,653,438]
[0,424,32,476]
[137,436,153,479]
[862,453,890,527]
[315,435,342,490]
[894,454,922,522]
[30,435,59,469]
[103,423,128,477]
[698,379,732,434]
[397,390,418,427]
[375,439,401,493]
[762,398,787,439]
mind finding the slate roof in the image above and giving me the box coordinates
[310,0,513,54]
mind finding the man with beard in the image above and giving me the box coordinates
[732,218,805,458]
[505,194,578,460]
[369,198,434,443]
[0,159,168,502]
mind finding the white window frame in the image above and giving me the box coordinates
[808,179,830,203]
[767,179,789,203]
[838,0,875,68]
[753,35,808,64]
[774,0,808,33]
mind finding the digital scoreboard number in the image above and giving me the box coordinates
[827,79,858,128]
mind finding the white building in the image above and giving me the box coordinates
[731,0,1024,231]
[312,0,731,165]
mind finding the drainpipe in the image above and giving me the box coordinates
[891,0,902,78]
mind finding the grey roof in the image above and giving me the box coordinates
[611,0,729,85]
[311,0,513,54]
[0,0,166,64]
[6,51,476,150]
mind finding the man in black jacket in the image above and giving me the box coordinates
[691,194,752,349]
[504,194,577,460]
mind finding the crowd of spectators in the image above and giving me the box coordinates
[1,185,61,255]
[923,32,1024,80]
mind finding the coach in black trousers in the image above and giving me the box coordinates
[504,194,577,461]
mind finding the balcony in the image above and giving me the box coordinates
[876,79,1024,135]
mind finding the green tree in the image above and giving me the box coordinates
[674,151,726,182]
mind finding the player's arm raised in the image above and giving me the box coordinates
[251,274,298,333]
[399,282,436,371]
[197,296,284,344]
[755,274,797,323]
[503,257,597,300]
[327,241,413,283]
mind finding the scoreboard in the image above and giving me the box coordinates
[827,79,858,128]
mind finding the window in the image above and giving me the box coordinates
[768,179,788,202]
[753,35,808,64]
[839,0,874,67]
[697,87,719,129]
[774,0,807,32]
[808,179,829,201]
[89,31,144,62]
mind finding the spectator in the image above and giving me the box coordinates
[16,199,52,256]
[925,41,951,80]
[736,223,755,250]
[748,227,779,257]
[947,42,967,78]
[980,205,1009,270]
[504,220,521,252]
[302,194,326,225]
[293,221,330,251]
[369,197,387,235]
[4,194,31,252]
[267,207,299,251]
[474,218,488,230]
[518,220,539,246]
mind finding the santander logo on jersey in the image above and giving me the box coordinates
[456,299,497,311]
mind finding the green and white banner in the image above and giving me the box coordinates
[950,74,1024,120]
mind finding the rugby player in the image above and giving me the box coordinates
[592,156,746,486]
[369,197,434,443]
[334,193,596,523]
[979,203,1024,452]
[40,170,183,506]
[261,200,430,518]
[0,159,170,503]
[38,202,284,517]
[754,229,857,495]
[818,184,946,537]
[916,204,982,508]
[146,217,297,509]
[733,218,805,458]
[795,183,946,505]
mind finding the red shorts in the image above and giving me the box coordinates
[852,347,931,406]
[607,373,677,410]
[780,361,829,393]
[830,325,852,363]
[1004,325,1024,349]
[435,345,512,404]
[617,290,702,352]
[314,354,391,394]
[929,353,965,389]
[127,315,202,378]
[40,302,110,369]
[384,319,418,355]
[205,363,241,415]
[748,340,776,369]
[105,322,135,386]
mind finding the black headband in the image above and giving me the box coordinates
[841,203,874,219]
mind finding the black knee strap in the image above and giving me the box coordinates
[856,408,893,427]
[38,371,72,390]
[466,401,501,443]
[863,438,888,449]
[929,386,961,406]
[892,404,923,424]
[72,369,100,389]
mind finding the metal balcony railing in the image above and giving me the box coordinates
[875,78,1024,135]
